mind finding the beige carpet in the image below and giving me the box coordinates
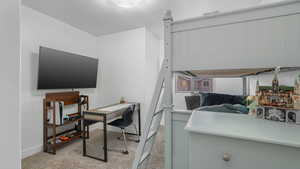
[22,128,164,169]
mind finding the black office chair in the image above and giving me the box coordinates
[108,105,138,154]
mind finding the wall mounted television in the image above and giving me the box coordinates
[37,47,99,89]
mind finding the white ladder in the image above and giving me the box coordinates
[131,59,169,169]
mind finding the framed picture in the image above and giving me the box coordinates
[287,110,297,123]
[287,110,300,124]
[176,75,192,92]
[256,107,264,119]
[175,75,213,93]
[264,107,286,122]
[194,78,213,92]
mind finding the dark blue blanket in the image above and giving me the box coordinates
[198,104,249,114]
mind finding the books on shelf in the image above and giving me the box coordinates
[48,101,81,125]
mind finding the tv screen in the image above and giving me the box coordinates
[37,47,98,89]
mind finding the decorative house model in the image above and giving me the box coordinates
[256,68,295,109]
[256,86,294,108]
[294,75,300,109]
[295,76,300,95]
[255,72,300,124]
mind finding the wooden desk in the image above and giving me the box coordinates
[82,102,141,162]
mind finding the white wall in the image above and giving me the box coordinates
[21,6,99,158]
[0,0,21,168]
[97,28,146,107]
[97,27,161,130]
[214,78,244,95]
[173,92,190,110]
[145,29,162,113]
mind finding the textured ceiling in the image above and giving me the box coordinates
[22,0,282,37]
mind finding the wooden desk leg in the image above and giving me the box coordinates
[83,120,86,156]
[103,115,108,162]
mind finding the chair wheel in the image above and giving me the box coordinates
[135,140,140,143]
[122,151,129,154]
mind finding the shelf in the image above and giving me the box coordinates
[43,92,89,154]
[47,106,55,110]
[79,101,88,105]
[260,105,300,110]
[46,117,83,127]
[63,117,83,126]
[47,128,79,139]
[49,132,82,148]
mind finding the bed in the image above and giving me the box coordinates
[161,1,300,169]
[185,93,248,113]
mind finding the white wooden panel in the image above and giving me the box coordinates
[172,111,192,121]
[245,16,286,68]
[172,121,189,169]
[189,133,300,169]
[172,0,300,33]
[186,111,300,148]
[173,22,247,70]
[284,14,300,63]
[173,13,300,71]
[171,111,191,169]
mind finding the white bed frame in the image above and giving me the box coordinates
[163,1,300,169]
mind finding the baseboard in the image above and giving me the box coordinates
[22,144,43,159]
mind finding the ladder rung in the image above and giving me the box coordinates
[139,152,151,165]
[153,109,164,117]
[131,58,168,169]
[140,134,155,163]
[137,154,150,169]
[147,130,157,141]
[147,111,162,141]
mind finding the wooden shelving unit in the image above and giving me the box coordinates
[46,117,84,127]
[43,91,89,154]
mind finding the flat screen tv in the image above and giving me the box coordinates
[37,47,98,89]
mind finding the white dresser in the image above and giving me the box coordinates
[185,111,300,169]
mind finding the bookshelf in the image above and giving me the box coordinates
[43,91,89,154]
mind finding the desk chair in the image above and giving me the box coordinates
[108,105,138,154]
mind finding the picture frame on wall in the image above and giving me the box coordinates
[176,75,192,92]
[194,78,213,93]
[175,74,213,93]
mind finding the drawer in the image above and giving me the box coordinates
[189,132,300,169]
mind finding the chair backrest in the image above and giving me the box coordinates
[122,105,136,126]
[185,95,201,110]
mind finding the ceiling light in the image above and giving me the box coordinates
[111,0,143,8]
